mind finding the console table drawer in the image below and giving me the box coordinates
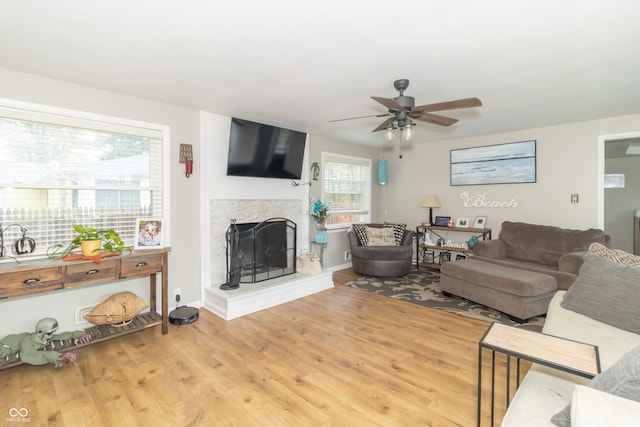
[0,267,63,298]
[65,259,118,287]
[120,254,163,278]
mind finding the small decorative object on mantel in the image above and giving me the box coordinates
[309,194,330,244]
[0,317,93,367]
[0,223,36,264]
[47,224,129,261]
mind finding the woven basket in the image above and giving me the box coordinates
[84,291,149,326]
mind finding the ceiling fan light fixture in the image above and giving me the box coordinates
[384,126,395,142]
[401,123,414,141]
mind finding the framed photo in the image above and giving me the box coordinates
[135,218,164,250]
[473,216,487,229]
[423,250,434,264]
[450,140,536,186]
[439,252,451,264]
[434,216,451,227]
[456,254,467,261]
[455,217,469,228]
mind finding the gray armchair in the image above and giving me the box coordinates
[348,223,414,277]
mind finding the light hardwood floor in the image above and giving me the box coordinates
[1,269,521,426]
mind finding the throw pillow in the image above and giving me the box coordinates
[561,253,640,334]
[365,226,397,246]
[588,242,640,266]
[551,344,640,426]
[352,223,369,246]
[383,222,407,245]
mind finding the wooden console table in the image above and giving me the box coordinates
[0,249,169,369]
[416,225,491,270]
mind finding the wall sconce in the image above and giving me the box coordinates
[179,144,193,178]
[570,193,579,204]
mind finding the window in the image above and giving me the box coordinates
[322,152,371,229]
[0,100,168,258]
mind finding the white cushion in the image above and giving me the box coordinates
[572,385,640,427]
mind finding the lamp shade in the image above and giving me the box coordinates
[378,160,388,185]
[420,195,441,208]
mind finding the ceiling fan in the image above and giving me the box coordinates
[330,79,482,139]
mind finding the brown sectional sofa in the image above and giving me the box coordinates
[440,222,609,321]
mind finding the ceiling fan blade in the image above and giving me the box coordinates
[372,117,396,132]
[415,113,459,127]
[414,97,483,113]
[329,113,390,123]
[371,96,406,111]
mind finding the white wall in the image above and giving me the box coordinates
[0,67,201,335]
[380,114,640,245]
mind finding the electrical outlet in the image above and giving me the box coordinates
[173,288,181,301]
[344,251,351,260]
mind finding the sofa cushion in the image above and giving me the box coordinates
[551,345,640,426]
[499,221,607,266]
[588,242,640,266]
[365,226,397,246]
[352,223,369,246]
[383,222,407,245]
[561,253,640,334]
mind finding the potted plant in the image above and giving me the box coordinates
[47,224,129,258]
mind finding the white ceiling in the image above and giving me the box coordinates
[1,1,639,147]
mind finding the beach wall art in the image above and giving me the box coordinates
[450,140,536,186]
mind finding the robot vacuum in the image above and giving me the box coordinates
[169,306,199,325]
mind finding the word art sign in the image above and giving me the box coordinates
[460,192,520,208]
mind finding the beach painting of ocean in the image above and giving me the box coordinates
[450,140,536,186]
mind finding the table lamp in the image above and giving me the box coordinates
[420,195,441,226]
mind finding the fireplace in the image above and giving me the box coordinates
[223,217,296,288]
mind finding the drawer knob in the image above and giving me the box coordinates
[22,278,41,284]
[85,269,99,275]
[135,262,148,267]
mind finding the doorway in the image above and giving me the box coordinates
[598,132,640,253]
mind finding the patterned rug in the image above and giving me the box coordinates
[344,269,545,332]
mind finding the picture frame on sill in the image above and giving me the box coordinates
[455,217,470,228]
[473,216,487,229]
[135,217,164,250]
[434,216,451,227]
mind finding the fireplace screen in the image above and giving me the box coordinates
[224,217,297,286]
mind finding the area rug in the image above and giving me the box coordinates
[344,269,544,332]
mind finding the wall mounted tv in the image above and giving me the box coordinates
[226,118,307,180]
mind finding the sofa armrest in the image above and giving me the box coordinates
[347,231,360,249]
[572,385,640,427]
[558,251,587,275]
[400,230,415,247]
[473,239,507,259]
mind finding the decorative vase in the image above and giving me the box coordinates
[468,235,478,249]
[314,222,328,244]
[80,239,101,256]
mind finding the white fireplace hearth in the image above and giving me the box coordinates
[203,271,333,320]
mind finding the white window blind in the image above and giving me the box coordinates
[322,152,371,228]
[0,102,165,258]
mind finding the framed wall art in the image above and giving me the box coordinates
[450,140,536,186]
[434,216,451,227]
[455,217,469,228]
[473,216,487,229]
[135,217,164,249]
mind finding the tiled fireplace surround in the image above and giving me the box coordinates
[203,199,333,320]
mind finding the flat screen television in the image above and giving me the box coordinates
[226,118,307,179]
